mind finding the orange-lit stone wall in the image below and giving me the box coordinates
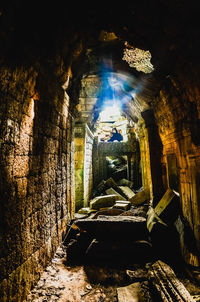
[153,75,200,266]
[0,66,74,301]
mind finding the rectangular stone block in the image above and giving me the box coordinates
[117,178,133,187]
[106,187,126,201]
[75,215,148,241]
[90,194,121,210]
[119,186,135,200]
[129,188,150,205]
[113,201,131,211]
[147,188,180,232]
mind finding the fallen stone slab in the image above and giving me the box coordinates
[119,186,135,200]
[113,201,131,211]
[90,208,125,219]
[147,260,195,302]
[106,187,126,201]
[154,188,180,224]
[75,213,89,220]
[117,178,133,188]
[74,215,148,240]
[147,188,180,232]
[129,188,150,205]
[104,177,128,199]
[78,207,93,214]
[90,194,120,210]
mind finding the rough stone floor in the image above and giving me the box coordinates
[26,243,153,302]
[26,244,200,302]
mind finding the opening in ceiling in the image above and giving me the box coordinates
[123,42,154,73]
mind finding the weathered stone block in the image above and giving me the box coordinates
[78,207,92,214]
[119,186,135,200]
[147,188,180,232]
[106,187,126,200]
[74,215,148,240]
[117,178,133,188]
[113,201,131,211]
[129,188,150,205]
[90,194,122,210]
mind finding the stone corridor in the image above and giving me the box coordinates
[1,2,200,301]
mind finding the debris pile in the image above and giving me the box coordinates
[64,177,152,266]
[106,156,128,180]
[27,182,197,302]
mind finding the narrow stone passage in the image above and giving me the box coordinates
[1,3,200,301]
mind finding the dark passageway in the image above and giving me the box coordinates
[0,1,200,301]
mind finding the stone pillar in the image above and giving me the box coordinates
[137,121,153,197]
[83,124,94,206]
[92,136,99,186]
[74,123,94,210]
[74,123,85,210]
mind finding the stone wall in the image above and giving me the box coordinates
[0,66,74,301]
[93,139,141,187]
[137,74,200,267]
[153,78,200,267]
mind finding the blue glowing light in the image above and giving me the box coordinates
[93,58,138,124]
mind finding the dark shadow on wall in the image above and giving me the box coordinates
[189,102,200,146]
[167,154,180,193]
[141,109,164,206]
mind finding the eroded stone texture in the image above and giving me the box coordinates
[0,66,74,301]
[136,72,200,267]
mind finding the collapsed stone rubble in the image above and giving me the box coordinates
[62,178,196,301]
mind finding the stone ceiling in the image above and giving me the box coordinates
[0,1,199,119]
